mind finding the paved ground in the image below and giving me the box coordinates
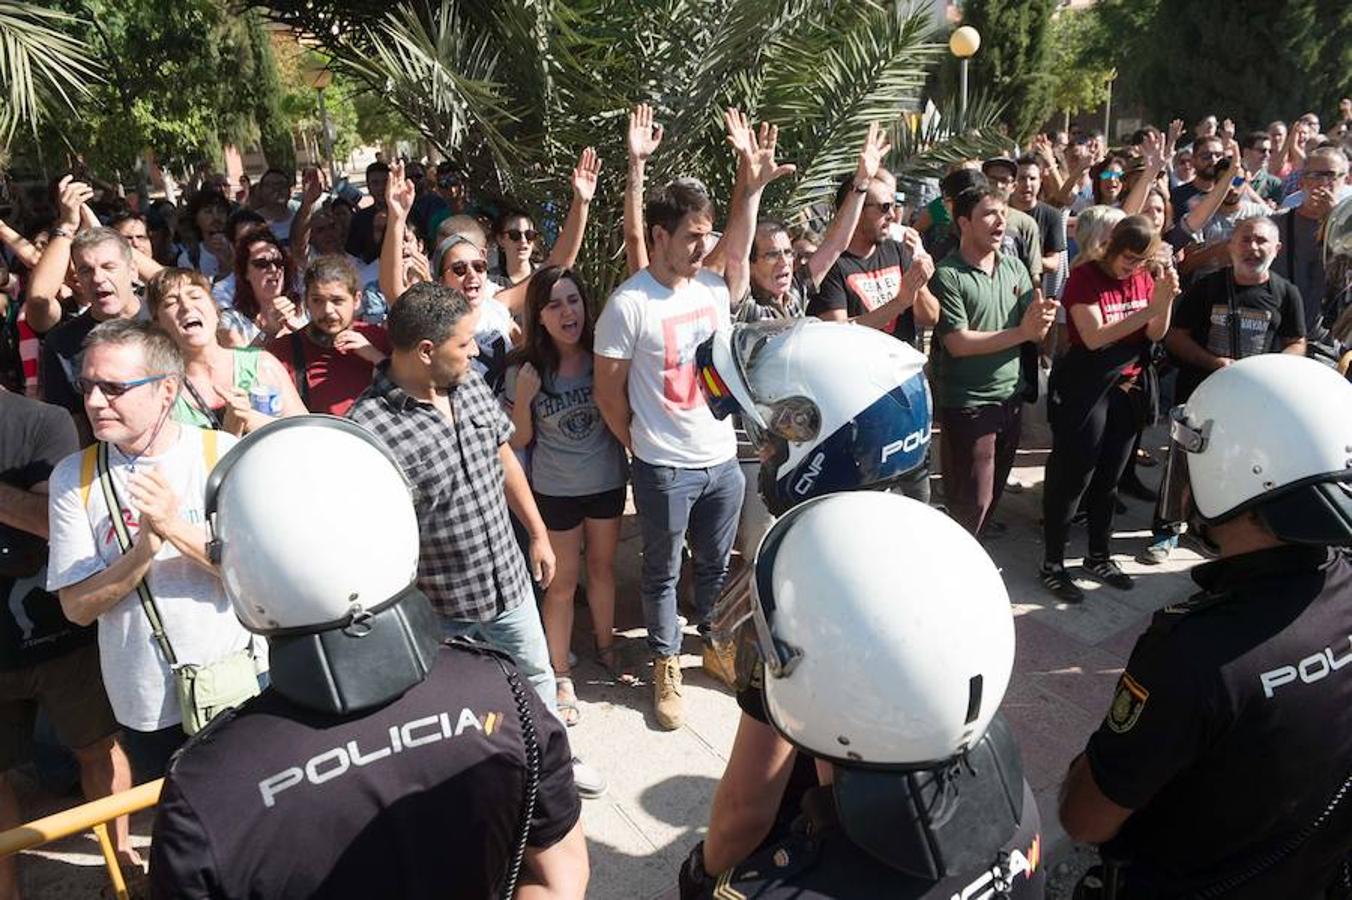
[10,411,1204,898]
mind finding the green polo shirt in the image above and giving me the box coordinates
[930,251,1034,409]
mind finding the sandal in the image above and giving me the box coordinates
[595,639,639,686]
[555,675,581,726]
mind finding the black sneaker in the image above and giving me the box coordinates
[1085,556,1134,590]
[1040,563,1084,603]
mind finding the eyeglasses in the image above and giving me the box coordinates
[447,259,488,277]
[863,201,895,215]
[250,256,284,271]
[505,228,538,242]
[1196,151,1224,161]
[1099,171,1124,181]
[74,374,169,398]
[756,248,795,262]
[1304,169,1344,184]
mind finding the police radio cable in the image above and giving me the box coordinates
[496,658,541,900]
[1189,763,1352,899]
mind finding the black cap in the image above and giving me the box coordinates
[940,168,988,200]
[981,156,1018,178]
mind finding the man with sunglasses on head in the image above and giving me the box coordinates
[36,211,149,445]
[45,319,255,782]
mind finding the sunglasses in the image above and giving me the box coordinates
[863,201,895,215]
[1305,170,1343,184]
[447,259,488,277]
[505,228,538,242]
[1099,171,1124,182]
[250,256,285,271]
[74,374,169,398]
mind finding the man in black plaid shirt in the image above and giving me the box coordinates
[348,282,605,797]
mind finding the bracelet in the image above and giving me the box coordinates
[852,180,870,193]
[50,226,74,240]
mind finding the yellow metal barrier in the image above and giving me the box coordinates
[0,778,163,900]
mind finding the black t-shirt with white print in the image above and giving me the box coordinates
[808,239,918,345]
[1171,268,1305,401]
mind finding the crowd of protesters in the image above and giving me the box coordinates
[0,93,1350,897]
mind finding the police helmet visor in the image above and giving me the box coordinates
[1157,404,1206,528]
[728,320,824,445]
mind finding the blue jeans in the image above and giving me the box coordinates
[441,597,558,716]
[632,457,745,657]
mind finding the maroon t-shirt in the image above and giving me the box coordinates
[1063,263,1154,376]
[267,322,391,417]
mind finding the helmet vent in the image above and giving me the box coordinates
[837,735,851,746]
[964,675,984,725]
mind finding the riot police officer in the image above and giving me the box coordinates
[685,491,1044,898]
[148,417,588,899]
[683,319,936,886]
[1059,354,1352,899]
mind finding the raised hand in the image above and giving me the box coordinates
[128,468,181,538]
[1150,265,1180,310]
[515,361,542,403]
[1020,288,1058,341]
[855,122,891,183]
[1142,130,1167,171]
[901,252,934,294]
[386,160,415,221]
[57,175,93,230]
[725,109,797,191]
[301,167,325,208]
[627,103,664,162]
[571,147,601,204]
[1165,119,1185,158]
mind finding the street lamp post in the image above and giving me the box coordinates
[949,26,981,123]
[304,64,337,185]
[1103,69,1118,142]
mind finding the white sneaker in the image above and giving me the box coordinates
[572,756,607,799]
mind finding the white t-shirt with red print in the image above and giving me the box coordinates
[595,268,736,468]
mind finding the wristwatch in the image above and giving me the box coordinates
[852,179,870,193]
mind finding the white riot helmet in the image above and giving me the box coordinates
[696,319,931,514]
[206,416,442,714]
[1160,355,1352,543]
[741,491,1015,767]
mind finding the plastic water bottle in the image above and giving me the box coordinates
[248,384,282,417]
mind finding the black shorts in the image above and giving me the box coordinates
[0,642,118,769]
[534,486,626,532]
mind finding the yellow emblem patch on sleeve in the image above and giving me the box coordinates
[1107,672,1149,734]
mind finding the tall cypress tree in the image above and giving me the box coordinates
[959,0,1058,141]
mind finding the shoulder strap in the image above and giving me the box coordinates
[95,442,178,667]
[1226,272,1244,360]
[493,656,540,900]
[79,444,99,509]
[202,428,219,470]
[182,378,224,431]
[289,332,310,405]
[1283,212,1296,281]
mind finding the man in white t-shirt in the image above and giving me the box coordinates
[46,320,255,780]
[595,111,793,728]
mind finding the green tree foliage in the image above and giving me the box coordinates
[263,0,1010,297]
[247,14,295,175]
[957,0,1057,142]
[0,2,100,147]
[1046,9,1113,129]
[1086,0,1351,129]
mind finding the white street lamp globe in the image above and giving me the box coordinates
[949,26,981,59]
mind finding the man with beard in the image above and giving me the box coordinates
[266,255,390,416]
[1170,136,1227,226]
[1166,217,1306,403]
[1170,151,1268,282]
[1272,147,1350,333]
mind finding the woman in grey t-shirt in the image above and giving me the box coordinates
[504,266,628,725]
